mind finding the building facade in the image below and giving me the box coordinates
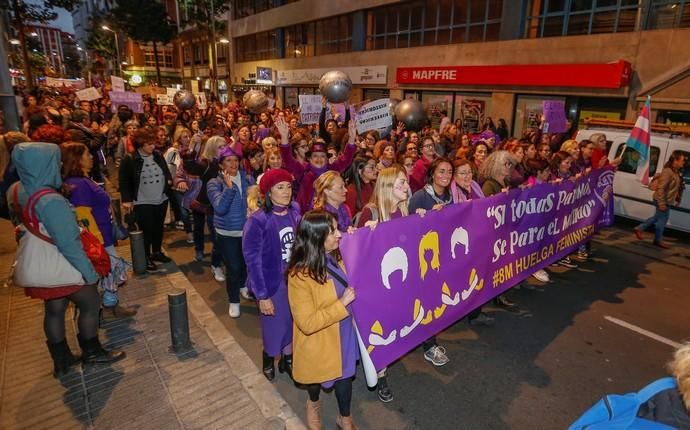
[227,0,690,134]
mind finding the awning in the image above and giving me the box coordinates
[395,60,632,89]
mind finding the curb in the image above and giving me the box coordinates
[164,271,306,430]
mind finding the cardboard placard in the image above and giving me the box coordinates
[76,87,101,101]
[356,98,392,134]
[299,95,322,125]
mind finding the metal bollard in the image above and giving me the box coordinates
[168,289,192,353]
[129,230,147,275]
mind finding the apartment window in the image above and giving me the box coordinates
[233,0,298,19]
[144,50,173,68]
[525,0,641,38]
[367,0,502,50]
[647,0,690,29]
[235,31,278,62]
[315,15,352,55]
[285,22,315,58]
[182,45,192,66]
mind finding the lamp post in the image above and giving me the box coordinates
[101,25,120,77]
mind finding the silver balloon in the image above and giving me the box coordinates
[319,71,352,104]
[394,99,427,131]
[388,98,401,117]
[173,90,196,110]
[243,90,269,114]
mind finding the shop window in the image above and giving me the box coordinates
[514,95,567,138]
[525,0,642,37]
[454,93,492,134]
[366,0,502,50]
[144,49,173,68]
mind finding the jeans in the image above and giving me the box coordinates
[133,201,168,259]
[174,191,192,232]
[216,235,247,303]
[193,210,222,267]
[637,203,670,244]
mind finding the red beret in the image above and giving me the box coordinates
[259,168,293,195]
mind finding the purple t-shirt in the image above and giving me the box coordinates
[65,177,114,247]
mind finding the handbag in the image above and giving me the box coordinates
[13,188,111,288]
[112,220,129,241]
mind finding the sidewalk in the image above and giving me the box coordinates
[0,229,304,429]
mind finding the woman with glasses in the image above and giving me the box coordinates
[345,156,377,217]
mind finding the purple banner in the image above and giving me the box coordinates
[543,100,568,133]
[340,168,615,371]
[109,91,143,114]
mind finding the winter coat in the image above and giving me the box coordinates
[207,171,250,233]
[654,166,684,207]
[118,149,173,204]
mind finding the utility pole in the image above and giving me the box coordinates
[0,14,21,130]
[210,0,217,97]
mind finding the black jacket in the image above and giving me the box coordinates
[638,388,690,429]
[118,150,173,203]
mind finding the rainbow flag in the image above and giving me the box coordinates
[626,96,652,184]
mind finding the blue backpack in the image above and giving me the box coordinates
[569,377,678,430]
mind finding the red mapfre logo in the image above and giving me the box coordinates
[397,67,458,83]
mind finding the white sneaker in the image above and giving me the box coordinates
[423,345,450,367]
[212,266,226,282]
[240,287,253,301]
[532,269,550,283]
[186,232,194,244]
[228,303,240,318]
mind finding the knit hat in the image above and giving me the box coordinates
[217,145,242,162]
[259,168,293,195]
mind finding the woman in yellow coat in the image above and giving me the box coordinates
[287,210,359,430]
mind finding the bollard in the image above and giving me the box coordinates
[129,230,147,275]
[168,289,192,353]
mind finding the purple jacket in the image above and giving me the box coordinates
[242,203,301,300]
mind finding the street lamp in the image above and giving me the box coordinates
[101,25,121,77]
[9,39,20,45]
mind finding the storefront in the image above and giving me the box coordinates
[395,60,632,136]
[277,65,388,109]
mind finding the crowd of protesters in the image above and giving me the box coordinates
[2,83,687,430]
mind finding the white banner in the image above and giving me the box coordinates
[356,98,392,134]
[299,95,322,125]
[277,66,388,86]
[44,77,85,89]
[76,87,101,101]
[111,76,125,92]
[156,94,173,105]
[166,87,179,98]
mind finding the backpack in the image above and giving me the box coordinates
[569,377,678,430]
[352,204,379,227]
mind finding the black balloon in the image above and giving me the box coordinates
[243,90,269,114]
[394,99,427,131]
[319,71,352,103]
[173,90,196,110]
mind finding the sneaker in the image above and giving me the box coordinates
[186,233,194,244]
[557,257,578,269]
[150,252,172,263]
[572,250,589,262]
[377,376,394,403]
[195,250,204,262]
[633,227,644,241]
[423,345,450,367]
[532,269,550,283]
[175,221,185,231]
[228,302,240,318]
[240,287,254,301]
[494,295,516,308]
[653,241,671,249]
[468,312,495,327]
[212,266,226,282]
[146,259,160,272]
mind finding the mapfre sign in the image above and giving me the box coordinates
[396,61,632,89]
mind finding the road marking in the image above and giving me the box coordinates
[604,316,682,349]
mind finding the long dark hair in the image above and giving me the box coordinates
[345,156,374,212]
[287,211,340,284]
[425,157,453,185]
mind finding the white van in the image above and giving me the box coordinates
[575,125,690,233]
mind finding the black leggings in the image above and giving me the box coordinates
[306,378,353,417]
[44,284,101,343]
[133,201,168,258]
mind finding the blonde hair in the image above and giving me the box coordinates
[263,147,283,171]
[312,170,343,211]
[589,133,607,146]
[669,342,690,410]
[478,150,516,186]
[201,136,225,161]
[246,185,261,215]
[173,127,191,148]
[560,139,579,153]
[261,136,277,148]
[370,165,410,221]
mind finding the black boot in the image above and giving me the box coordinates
[46,339,79,378]
[278,354,292,378]
[78,334,126,365]
[262,351,275,381]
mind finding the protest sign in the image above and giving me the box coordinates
[195,93,207,109]
[111,76,125,92]
[166,87,179,98]
[299,95,322,124]
[109,91,143,113]
[76,87,101,101]
[543,100,568,133]
[156,94,173,105]
[340,168,615,372]
[356,98,392,134]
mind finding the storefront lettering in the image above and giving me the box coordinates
[411,69,457,81]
